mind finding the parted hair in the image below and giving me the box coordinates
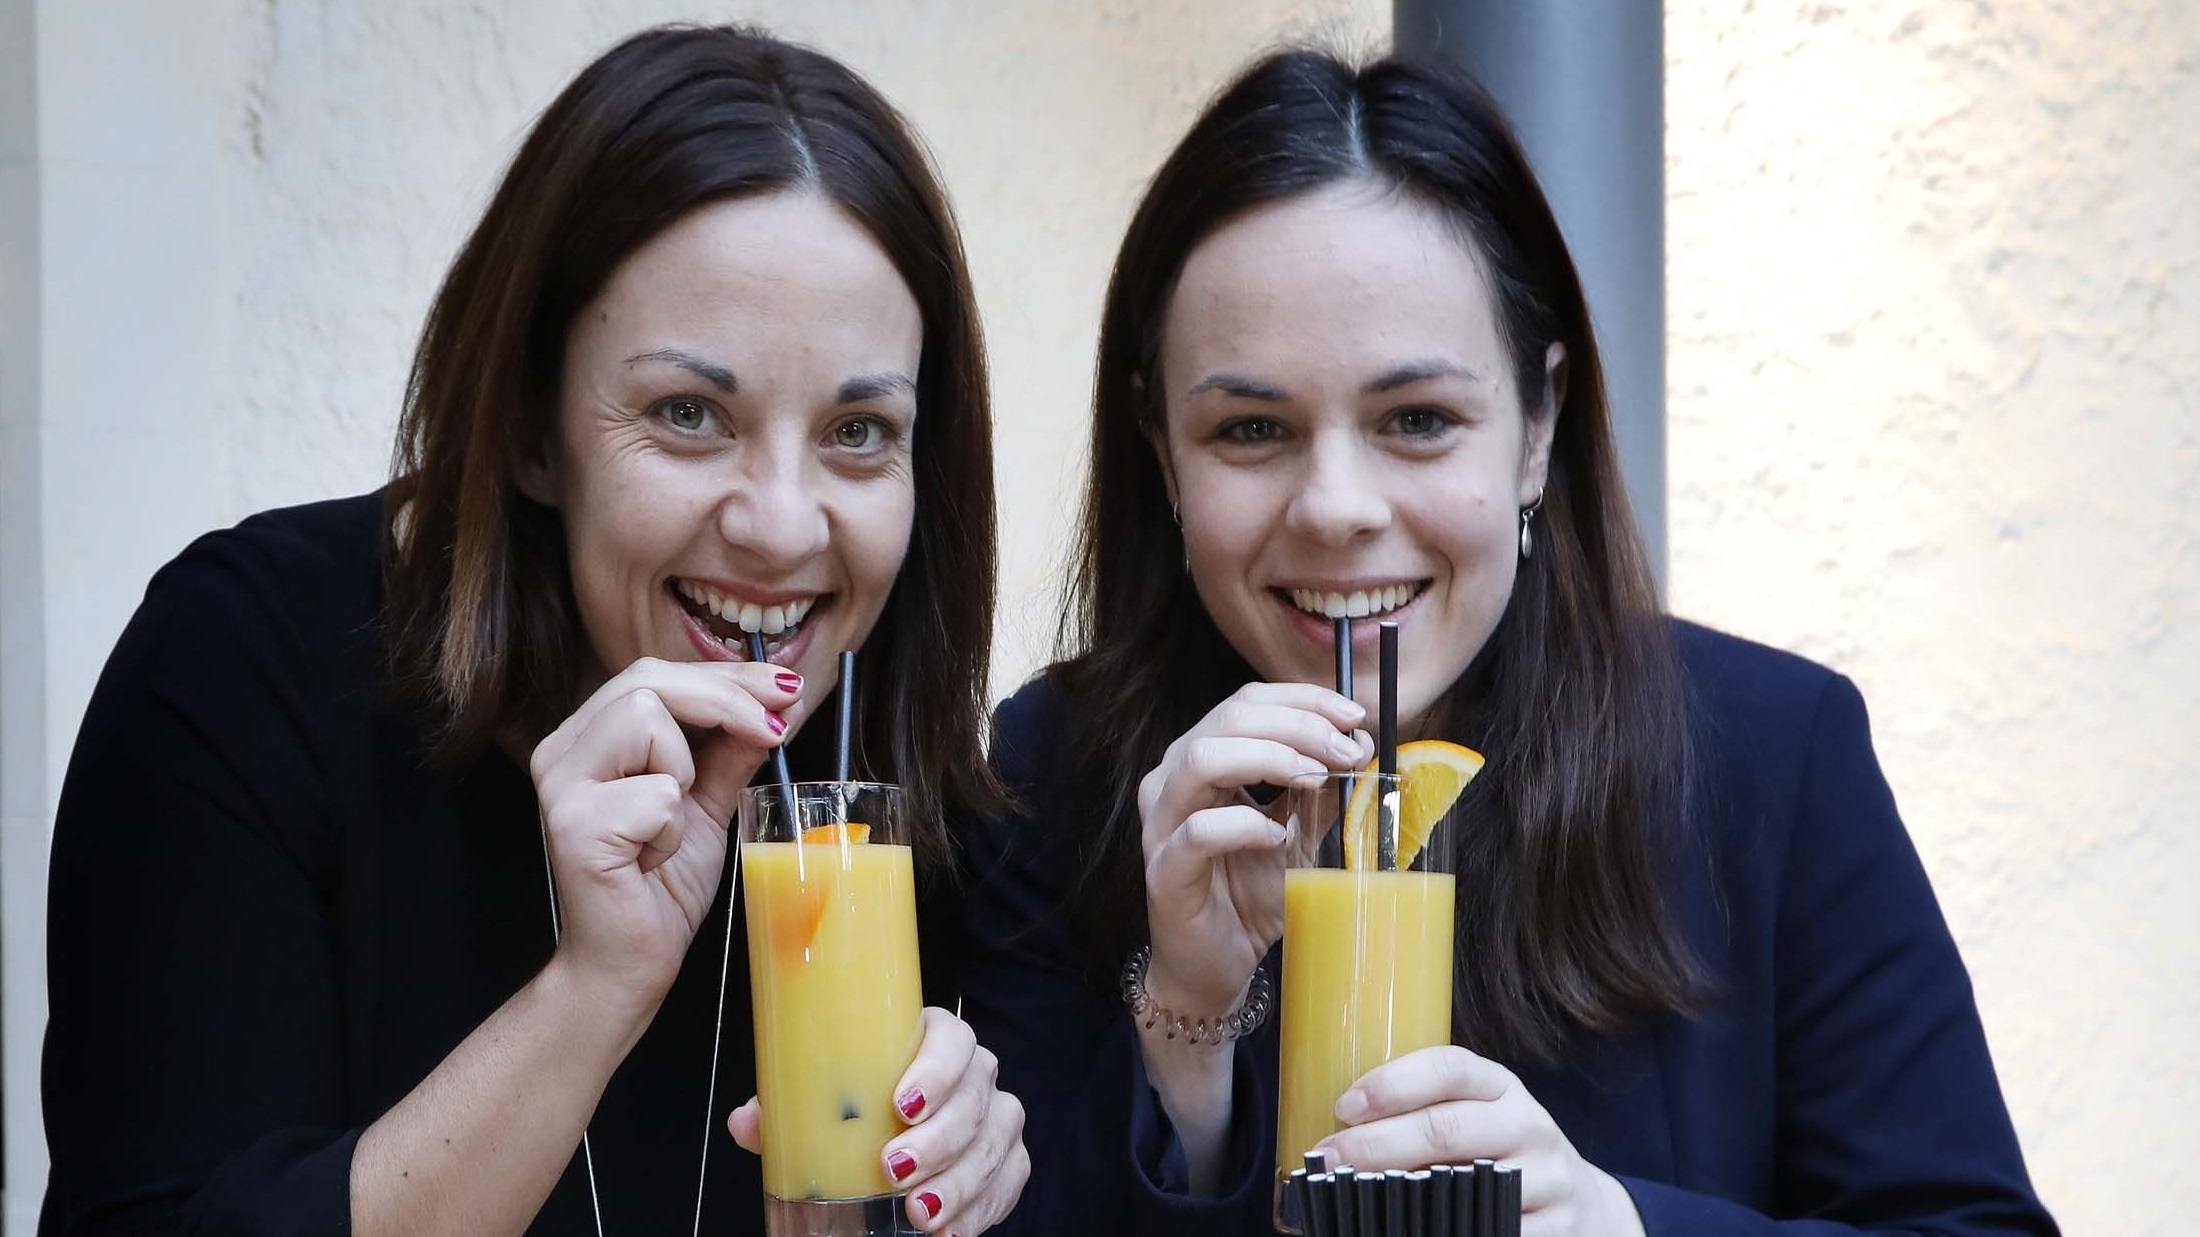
[382,25,1002,865]
[1051,48,1705,1064]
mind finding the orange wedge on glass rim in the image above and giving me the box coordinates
[1339,740,1485,871]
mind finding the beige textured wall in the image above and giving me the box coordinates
[6,1,2189,1232]
[1667,3,2200,1233]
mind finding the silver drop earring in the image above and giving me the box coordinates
[1520,495,1543,559]
[1173,504,1189,572]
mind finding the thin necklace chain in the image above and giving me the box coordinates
[538,811,735,1237]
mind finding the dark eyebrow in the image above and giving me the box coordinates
[1184,373,1290,402]
[626,349,739,395]
[837,372,917,404]
[1364,360,1478,394]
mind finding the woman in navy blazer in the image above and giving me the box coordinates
[959,49,2057,1236]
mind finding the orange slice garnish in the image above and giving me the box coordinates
[765,824,870,954]
[1341,740,1485,871]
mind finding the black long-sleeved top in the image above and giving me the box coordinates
[961,624,2060,1236]
[39,492,961,1236]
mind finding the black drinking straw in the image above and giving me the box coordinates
[1450,1163,1474,1236]
[1307,1174,1336,1237]
[833,650,855,783]
[1334,1166,1358,1235]
[1305,1150,1330,1223]
[1377,621,1400,871]
[1472,1160,1496,1237]
[748,632,801,825]
[1285,1169,1310,1234]
[1334,616,1354,703]
[1404,1170,1430,1237]
[1355,1172,1384,1237]
[1333,616,1353,843]
[1429,1165,1453,1237]
[1383,1169,1408,1237]
[1493,1167,1521,1237]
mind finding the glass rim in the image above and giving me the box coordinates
[736,779,909,844]
[740,778,903,797]
[1283,768,1401,790]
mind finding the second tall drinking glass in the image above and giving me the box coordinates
[1274,768,1460,1233]
[740,780,924,1237]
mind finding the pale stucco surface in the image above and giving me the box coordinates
[1666,3,2200,1233]
[2,1,2192,1233]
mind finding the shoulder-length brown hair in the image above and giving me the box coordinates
[383,25,1001,864]
[1051,49,1703,1064]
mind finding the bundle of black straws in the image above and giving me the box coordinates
[1280,1152,1522,1237]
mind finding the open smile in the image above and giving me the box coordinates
[1270,579,1432,649]
[667,577,833,663]
[1276,581,1428,621]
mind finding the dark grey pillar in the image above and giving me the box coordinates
[1394,0,1666,585]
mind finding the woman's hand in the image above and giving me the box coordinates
[1314,1046,1647,1237]
[1138,682,1370,1017]
[530,656,802,1012]
[729,1007,1030,1235]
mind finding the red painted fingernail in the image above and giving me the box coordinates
[914,1191,942,1223]
[896,1087,926,1121]
[766,712,787,736]
[886,1149,917,1182]
[775,671,802,692]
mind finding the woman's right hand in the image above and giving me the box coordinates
[529,656,803,1013]
[1137,682,1370,1018]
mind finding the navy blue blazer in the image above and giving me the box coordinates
[960,623,2058,1235]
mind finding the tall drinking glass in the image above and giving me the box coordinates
[739,781,924,1236]
[1273,769,1459,1233]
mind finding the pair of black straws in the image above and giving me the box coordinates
[1281,1153,1522,1237]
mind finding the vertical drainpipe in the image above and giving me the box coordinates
[0,0,41,1216]
[1393,0,1668,589]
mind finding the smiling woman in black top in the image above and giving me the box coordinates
[40,26,1025,1237]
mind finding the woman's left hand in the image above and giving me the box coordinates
[730,1007,1029,1235]
[1313,1046,1646,1237]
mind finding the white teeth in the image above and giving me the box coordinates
[1286,583,1421,620]
[675,579,823,637]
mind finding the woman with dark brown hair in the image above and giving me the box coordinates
[962,48,2057,1237]
[42,26,1024,1237]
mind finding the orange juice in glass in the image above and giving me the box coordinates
[1273,766,1466,1233]
[740,781,924,1236]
